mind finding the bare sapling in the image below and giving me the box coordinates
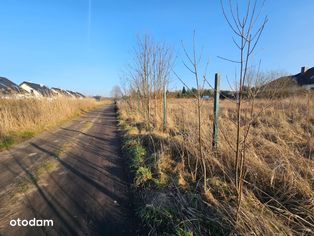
[173,32,209,191]
[220,0,268,223]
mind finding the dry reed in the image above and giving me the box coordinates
[0,97,111,149]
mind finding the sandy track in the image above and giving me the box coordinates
[0,105,136,236]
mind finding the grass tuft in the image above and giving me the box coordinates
[0,135,15,149]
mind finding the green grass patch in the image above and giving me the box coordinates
[137,204,179,234]
[19,131,35,139]
[33,159,58,178]
[16,177,32,193]
[135,167,153,187]
[0,135,16,150]
[15,159,58,196]
[175,229,194,236]
[81,121,93,131]
[129,144,146,170]
[0,131,36,151]
[54,140,73,157]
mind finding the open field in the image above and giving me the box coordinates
[117,93,314,235]
[0,98,111,150]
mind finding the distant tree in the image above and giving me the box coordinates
[111,85,123,99]
[182,86,187,95]
[191,87,197,96]
[202,89,213,97]
[123,35,173,127]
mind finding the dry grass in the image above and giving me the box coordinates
[0,97,111,150]
[118,92,314,235]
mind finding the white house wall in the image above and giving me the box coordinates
[51,89,62,96]
[20,84,42,97]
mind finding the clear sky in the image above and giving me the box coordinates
[0,0,313,96]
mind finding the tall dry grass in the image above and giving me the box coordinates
[118,92,314,235]
[0,98,111,149]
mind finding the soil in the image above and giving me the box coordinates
[0,105,137,236]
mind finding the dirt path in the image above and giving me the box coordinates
[0,105,136,236]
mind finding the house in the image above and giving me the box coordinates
[66,90,85,98]
[93,96,102,101]
[51,88,85,99]
[51,87,70,97]
[73,92,85,99]
[64,90,77,98]
[293,67,314,89]
[265,66,314,91]
[20,81,55,97]
[0,77,28,96]
[1,77,22,94]
[257,66,314,98]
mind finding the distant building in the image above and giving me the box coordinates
[93,96,102,101]
[75,92,85,98]
[1,77,25,94]
[51,87,70,97]
[51,88,85,98]
[294,67,314,89]
[0,77,28,97]
[20,81,54,97]
[0,79,85,99]
[265,66,314,91]
[65,90,78,98]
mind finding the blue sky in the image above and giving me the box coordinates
[0,0,313,96]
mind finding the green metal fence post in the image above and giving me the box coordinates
[212,73,220,150]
